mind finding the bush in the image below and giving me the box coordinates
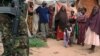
[29,38,47,48]
[49,34,55,39]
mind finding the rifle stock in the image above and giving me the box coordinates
[11,0,23,36]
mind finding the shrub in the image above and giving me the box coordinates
[29,38,47,48]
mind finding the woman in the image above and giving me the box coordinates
[55,6,69,40]
[27,1,33,35]
[48,5,55,30]
[32,3,39,35]
[84,5,100,53]
[77,7,87,46]
[54,2,62,32]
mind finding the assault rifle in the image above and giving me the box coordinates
[0,0,25,36]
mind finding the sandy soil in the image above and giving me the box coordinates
[0,39,100,56]
[29,38,100,56]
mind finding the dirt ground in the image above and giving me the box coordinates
[29,38,100,56]
[0,39,100,56]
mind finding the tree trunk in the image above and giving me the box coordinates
[0,14,28,56]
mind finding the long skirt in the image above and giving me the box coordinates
[27,15,33,34]
[55,20,59,31]
[77,23,86,44]
[32,14,39,34]
[49,14,54,29]
[74,22,79,39]
[84,27,100,46]
[56,26,64,40]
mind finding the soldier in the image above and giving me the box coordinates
[0,14,28,56]
[0,0,28,56]
[0,14,13,56]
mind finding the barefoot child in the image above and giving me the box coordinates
[68,11,77,46]
[64,24,72,47]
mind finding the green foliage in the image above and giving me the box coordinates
[29,38,47,48]
[49,34,55,39]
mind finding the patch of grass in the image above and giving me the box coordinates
[29,38,47,48]
[49,34,55,39]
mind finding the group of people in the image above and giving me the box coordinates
[27,0,100,53]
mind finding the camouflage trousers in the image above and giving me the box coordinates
[0,14,28,56]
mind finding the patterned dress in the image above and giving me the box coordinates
[84,7,100,46]
[77,15,87,45]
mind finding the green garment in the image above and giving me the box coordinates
[74,21,79,35]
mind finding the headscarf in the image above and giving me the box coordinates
[55,6,69,31]
[87,5,100,35]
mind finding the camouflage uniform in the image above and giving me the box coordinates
[0,14,13,56]
[0,13,28,56]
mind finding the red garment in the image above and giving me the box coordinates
[69,15,76,19]
[56,26,64,40]
[49,6,54,29]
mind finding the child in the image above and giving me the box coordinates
[69,11,76,46]
[64,24,72,47]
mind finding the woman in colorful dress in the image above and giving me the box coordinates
[32,2,39,35]
[84,5,100,53]
[55,6,69,40]
[27,1,33,36]
[77,7,87,46]
[48,5,55,31]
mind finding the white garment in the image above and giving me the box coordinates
[67,27,72,37]
[25,0,33,3]
[64,31,68,47]
[84,27,100,46]
[24,0,29,3]
[35,0,43,4]
[32,4,39,34]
